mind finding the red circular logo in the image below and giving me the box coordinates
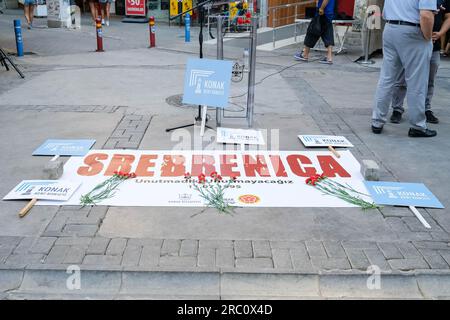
[238,194,260,204]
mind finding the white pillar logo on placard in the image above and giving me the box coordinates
[189,69,215,95]
[366,265,381,290]
[66,265,81,290]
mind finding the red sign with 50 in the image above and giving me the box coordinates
[125,0,146,16]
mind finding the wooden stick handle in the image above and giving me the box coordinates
[328,145,341,158]
[19,198,37,218]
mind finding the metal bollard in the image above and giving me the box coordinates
[246,17,257,128]
[185,13,191,42]
[216,15,224,127]
[14,20,24,57]
[95,17,104,52]
[149,16,156,48]
[358,11,375,65]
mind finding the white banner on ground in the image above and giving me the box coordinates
[217,127,265,145]
[298,135,354,148]
[37,150,369,207]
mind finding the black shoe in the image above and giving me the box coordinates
[390,111,402,123]
[408,128,437,138]
[371,126,383,134]
[426,110,439,124]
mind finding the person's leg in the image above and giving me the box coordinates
[296,22,321,60]
[425,51,440,111]
[398,27,432,132]
[390,69,406,123]
[446,32,450,54]
[99,2,105,24]
[106,2,111,23]
[89,2,97,22]
[23,5,29,24]
[372,24,403,130]
[303,47,311,57]
[29,4,35,25]
[321,19,334,62]
[326,46,333,62]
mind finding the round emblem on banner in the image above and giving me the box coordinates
[238,194,260,204]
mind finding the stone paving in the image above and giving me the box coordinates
[1,9,450,298]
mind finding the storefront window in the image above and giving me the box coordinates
[161,0,169,10]
[148,0,158,10]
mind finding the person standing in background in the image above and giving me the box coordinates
[23,0,37,29]
[390,0,450,125]
[294,0,336,64]
[371,0,437,138]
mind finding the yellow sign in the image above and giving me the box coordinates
[183,0,192,15]
[170,0,192,17]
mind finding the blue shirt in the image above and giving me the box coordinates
[383,0,437,24]
[318,0,336,21]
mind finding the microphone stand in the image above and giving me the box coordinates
[166,0,216,132]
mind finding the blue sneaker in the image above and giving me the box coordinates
[294,52,308,62]
[319,57,333,65]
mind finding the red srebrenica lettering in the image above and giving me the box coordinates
[318,155,351,178]
[191,155,216,176]
[220,155,241,177]
[286,155,317,177]
[161,155,186,177]
[243,155,271,177]
[75,152,352,179]
[77,153,108,176]
[104,154,135,176]
[135,155,157,177]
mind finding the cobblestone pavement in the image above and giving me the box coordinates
[1,8,450,298]
[0,108,449,274]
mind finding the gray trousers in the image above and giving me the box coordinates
[372,24,433,130]
[392,51,441,113]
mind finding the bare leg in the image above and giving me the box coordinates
[24,5,30,24]
[327,46,333,62]
[29,5,35,25]
[101,3,106,23]
[89,2,97,22]
[106,3,111,22]
[303,46,311,59]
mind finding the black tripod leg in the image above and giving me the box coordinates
[6,56,25,78]
[165,123,195,132]
[1,56,10,71]
[0,49,25,78]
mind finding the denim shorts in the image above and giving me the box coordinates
[24,0,37,5]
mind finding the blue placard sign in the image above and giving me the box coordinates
[33,139,96,156]
[182,58,233,108]
[364,181,444,209]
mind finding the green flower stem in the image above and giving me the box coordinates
[311,178,379,210]
[80,175,130,206]
[192,178,234,214]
